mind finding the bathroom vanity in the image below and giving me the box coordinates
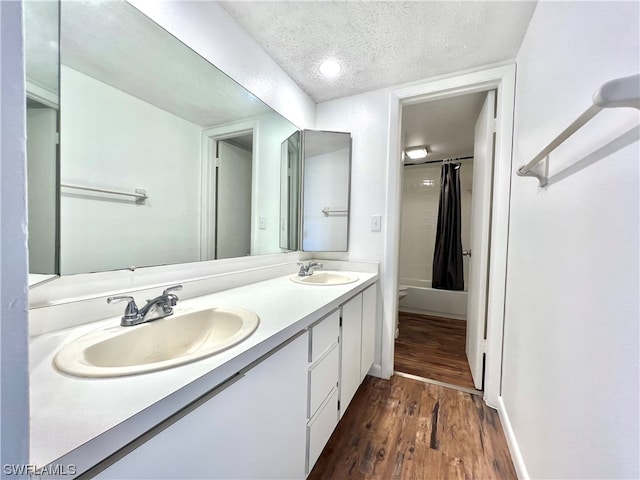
[25,2,371,476]
[29,263,378,478]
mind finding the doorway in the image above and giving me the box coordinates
[383,64,516,407]
[394,90,495,393]
[215,135,253,259]
[26,97,59,275]
[200,121,257,261]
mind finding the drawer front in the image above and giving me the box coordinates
[308,342,339,417]
[307,387,339,474]
[310,310,340,363]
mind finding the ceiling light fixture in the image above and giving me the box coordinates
[404,145,430,161]
[319,59,342,78]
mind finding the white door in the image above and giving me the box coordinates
[466,90,496,390]
[340,293,362,418]
[360,284,376,381]
[27,107,58,273]
[216,140,252,259]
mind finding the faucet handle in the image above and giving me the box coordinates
[162,284,183,296]
[163,285,182,307]
[107,295,139,320]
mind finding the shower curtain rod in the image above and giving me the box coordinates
[404,155,473,167]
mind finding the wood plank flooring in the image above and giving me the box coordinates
[394,312,478,391]
[308,375,516,480]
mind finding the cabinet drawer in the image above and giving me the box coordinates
[307,387,339,474]
[308,342,339,417]
[310,310,339,362]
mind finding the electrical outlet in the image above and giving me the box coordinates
[371,215,382,232]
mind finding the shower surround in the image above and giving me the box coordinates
[399,162,473,319]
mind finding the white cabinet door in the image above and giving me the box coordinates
[360,284,377,380]
[308,343,339,417]
[306,312,340,473]
[97,333,308,480]
[340,293,362,418]
[307,387,339,473]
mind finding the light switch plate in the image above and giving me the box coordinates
[371,215,381,232]
[259,216,267,229]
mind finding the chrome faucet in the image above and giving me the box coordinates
[107,285,183,327]
[297,261,323,277]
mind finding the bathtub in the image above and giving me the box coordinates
[398,278,467,320]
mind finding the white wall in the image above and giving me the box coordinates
[399,162,473,289]
[502,2,639,478]
[315,91,391,372]
[60,66,202,274]
[0,0,30,471]
[316,95,390,264]
[128,0,315,130]
[302,148,350,251]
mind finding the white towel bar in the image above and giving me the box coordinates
[321,207,348,216]
[517,74,640,187]
[61,183,148,204]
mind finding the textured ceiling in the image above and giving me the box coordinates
[57,1,273,127]
[27,1,279,126]
[402,91,487,161]
[220,1,537,103]
[24,0,59,95]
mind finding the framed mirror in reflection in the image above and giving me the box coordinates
[25,0,60,286]
[50,0,299,275]
[280,131,302,251]
[280,130,352,252]
[301,130,351,252]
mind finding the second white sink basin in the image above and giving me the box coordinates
[290,271,359,286]
[54,306,259,378]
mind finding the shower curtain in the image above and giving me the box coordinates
[432,162,464,291]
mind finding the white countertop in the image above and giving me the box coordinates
[29,270,377,470]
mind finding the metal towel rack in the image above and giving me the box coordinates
[321,206,348,216]
[61,183,148,204]
[517,74,640,187]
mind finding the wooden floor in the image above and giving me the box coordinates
[394,312,478,391]
[308,375,516,480]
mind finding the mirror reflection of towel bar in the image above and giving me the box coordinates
[61,183,148,204]
[321,207,348,216]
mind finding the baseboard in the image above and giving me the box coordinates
[367,363,385,379]
[398,307,466,321]
[496,396,529,480]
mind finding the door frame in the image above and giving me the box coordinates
[200,120,259,260]
[383,64,516,407]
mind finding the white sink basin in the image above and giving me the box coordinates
[54,306,259,378]
[290,271,359,286]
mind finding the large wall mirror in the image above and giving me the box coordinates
[25,0,60,286]
[28,0,301,276]
[280,130,351,252]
